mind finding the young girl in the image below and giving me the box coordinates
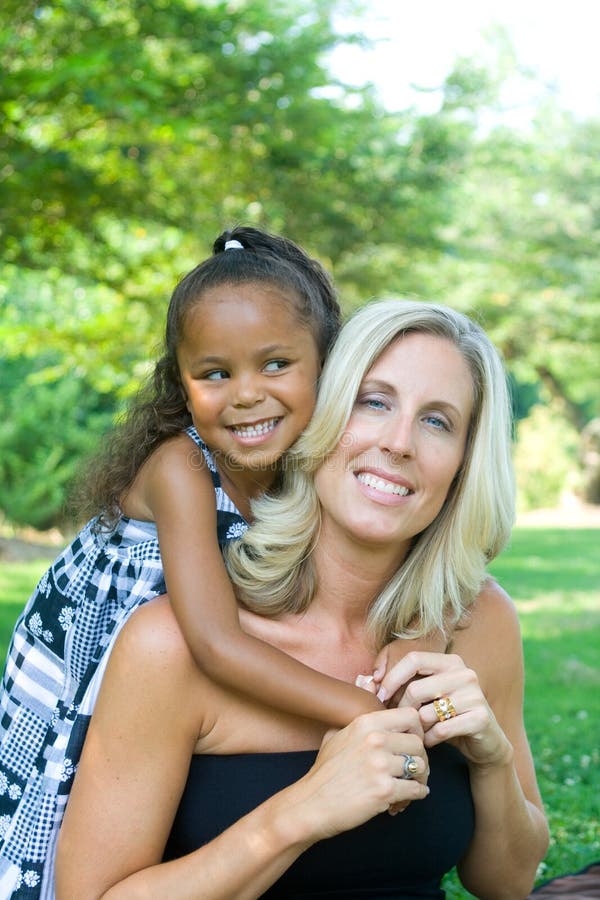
[0,226,382,898]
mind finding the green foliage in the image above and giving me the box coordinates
[0,357,117,529]
[431,101,600,427]
[0,0,479,528]
[0,0,464,330]
[1,7,599,527]
[513,404,580,511]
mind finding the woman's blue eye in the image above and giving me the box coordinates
[425,414,449,430]
[204,370,229,381]
[358,396,388,410]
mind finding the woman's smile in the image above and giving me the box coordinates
[355,469,413,501]
[315,332,473,552]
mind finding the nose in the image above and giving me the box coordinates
[380,414,416,459]
[232,373,265,408]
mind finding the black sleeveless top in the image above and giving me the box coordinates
[164,743,474,899]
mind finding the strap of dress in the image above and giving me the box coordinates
[184,426,220,489]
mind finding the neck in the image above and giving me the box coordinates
[217,463,279,522]
[308,519,408,633]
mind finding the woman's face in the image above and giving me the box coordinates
[314,332,474,559]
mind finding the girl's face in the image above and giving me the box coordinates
[177,282,320,483]
[314,332,474,561]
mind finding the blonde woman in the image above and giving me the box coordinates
[56,299,548,899]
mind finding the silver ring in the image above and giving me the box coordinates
[400,753,419,780]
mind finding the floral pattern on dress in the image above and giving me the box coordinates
[225,521,248,540]
[60,759,75,783]
[58,606,74,631]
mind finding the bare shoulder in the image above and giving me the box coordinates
[107,597,253,751]
[466,577,520,631]
[111,595,198,688]
[125,431,214,521]
[145,432,212,485]
[451,577,523,699]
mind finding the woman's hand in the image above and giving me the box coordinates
[376,651,513,769]
[290,708,430,842]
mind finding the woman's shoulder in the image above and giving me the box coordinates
[451,577,523,698]
[112,597,302,754]
[459,577,519,633]
[112,596,200,690]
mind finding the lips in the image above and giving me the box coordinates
[355,471,413,497]
[229,417,281,438]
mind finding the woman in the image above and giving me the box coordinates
[56,299,549,899]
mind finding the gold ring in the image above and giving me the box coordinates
[433,696,456,722]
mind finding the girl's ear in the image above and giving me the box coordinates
[179,381,191,413]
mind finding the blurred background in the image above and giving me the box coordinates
[1,0,599,534]
[0,3,599,894]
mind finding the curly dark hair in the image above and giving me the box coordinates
[74,226,341,527]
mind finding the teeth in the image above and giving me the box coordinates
[232,418,278,437]
[357,473,410,496]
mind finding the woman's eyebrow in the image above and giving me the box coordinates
[358,378,394,392]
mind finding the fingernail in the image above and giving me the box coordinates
[377,687,387,702]
[373,668,382,680]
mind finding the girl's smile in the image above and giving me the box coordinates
[228,416,282,444]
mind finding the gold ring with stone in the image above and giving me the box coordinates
[433,696,457,722]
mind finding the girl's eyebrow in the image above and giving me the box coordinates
[195,344,296,364]
[194,355,227,364]
[255,343,299,354]
[187,343,300,370]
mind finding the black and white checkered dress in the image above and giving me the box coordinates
[0,427,246,898]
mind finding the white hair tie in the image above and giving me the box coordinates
[224,239,244,250]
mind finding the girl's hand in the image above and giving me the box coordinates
[377,651,513,769]
[355,673,378,694]
[371,632,450,693]
[293,708,430,841]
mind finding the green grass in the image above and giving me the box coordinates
[0,560,50,655]
[444,527,600,897]
[1,528,599,896]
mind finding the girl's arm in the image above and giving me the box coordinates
[129,434,381,727]
[55,598,429,900]
[367,581,549,899]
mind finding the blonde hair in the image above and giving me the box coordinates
[226,299,515,647]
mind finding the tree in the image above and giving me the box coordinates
[1,0,468,385]
[406,54,600,423]
[448,109,600,426]
[0,356,115,529]
[1,0,471,527]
